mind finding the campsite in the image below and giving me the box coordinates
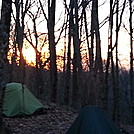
[2,98,134,134]
[1,82,134,134]
[0,0,134,133]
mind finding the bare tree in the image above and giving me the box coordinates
[0,0,12,132]
[80,0,91,107]
[70,0,85,108]
[88,0,105,106]
[113,0,120,123]
[129,0,134,124]
[25,7,47,97]
[11,0,30,83]
[105,0,115,114]
[47,0,57,103]
[63,0,71,105]
[105,0,127,122]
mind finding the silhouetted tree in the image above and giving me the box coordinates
[89,0,104,106]
[64,0,71,105]
[129,0,134,124]
[0,0,12,132]
[105,0,115,113]
[47,0,57,103]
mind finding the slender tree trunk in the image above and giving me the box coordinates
[64,13,71,105]
[69,0,85,109]
[114,0,126,123]
[89,0,104,106]
[71,0,79,108]
[32,17,44,97]
[88,0,96,105]
[0,0,12,132]
[106,0,117,122]
[82,6,90,105]
[10,0,20,82]
[105,0,114,111]
[109,1,117,122]
[47,0,57,103]
[63,0,72,105]
[32,18,39,69]
[19,0,26,84]
[15,0,26,84]
[129,0,134,124]
[93,0,104,106]
[114,0,120,123]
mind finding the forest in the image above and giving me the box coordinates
[0,0,134,133]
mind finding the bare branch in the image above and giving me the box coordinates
[38,0,48,21]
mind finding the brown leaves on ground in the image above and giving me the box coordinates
[3,101,134,134]
[3,101,77,134]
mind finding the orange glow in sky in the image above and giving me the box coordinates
[22,42,65,71]
[22,46,36,65]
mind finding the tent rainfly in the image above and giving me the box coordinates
[66,106,123,134]
[3,83,44,117]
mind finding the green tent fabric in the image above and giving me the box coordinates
[66,106,122,134]
[3,83,44,117]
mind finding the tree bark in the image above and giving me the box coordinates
[0,0,12,132]
[71,0,85,109]
[64,13,71,106]
[94,0,104,106]
[89,0,104,106]
[105,0,114,111]
[129,0,134,124]
[88,0,96,105]
[47,0,57,103]
[114,0,120,123]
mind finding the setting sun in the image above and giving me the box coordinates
[22,41,65,70]
[22,46,36,65]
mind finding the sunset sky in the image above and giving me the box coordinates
[0,0,133,69]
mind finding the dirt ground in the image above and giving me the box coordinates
[3,101,134,134]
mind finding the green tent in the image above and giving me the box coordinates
[66,106,122,134]
[3,83,44,117]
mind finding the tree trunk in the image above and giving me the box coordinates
[47,0,57,103]
[89,0,104,106]
[0,0,12,132]
[88,0,96,105]
[64,13,71,106]
[94,0,104,106]
[82,0,92,106]
[105,0,114,111]
[14,0,26,83]
[129,0,134,124]
[114,0,120,123]
[71,0,85,109]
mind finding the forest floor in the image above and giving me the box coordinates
[3,101,77,134]
[3,101,134,134]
